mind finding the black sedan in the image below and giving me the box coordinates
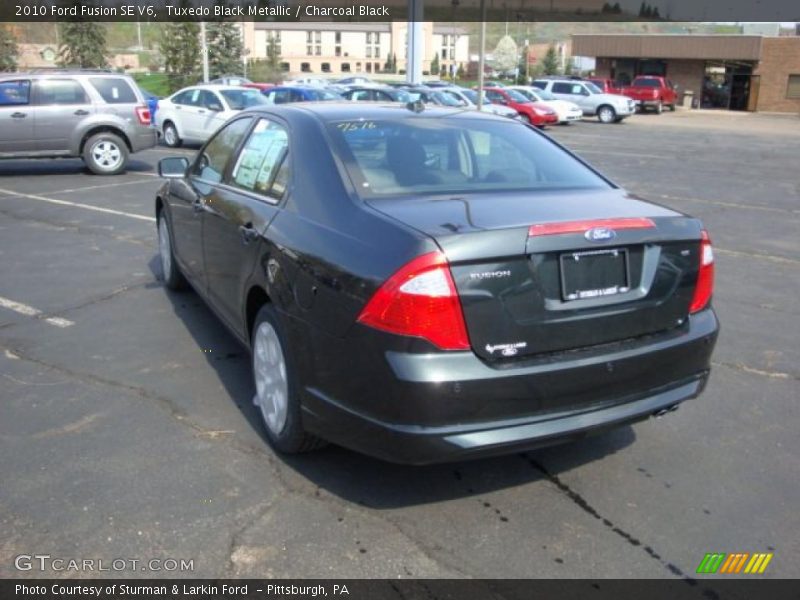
[155,103,718,464]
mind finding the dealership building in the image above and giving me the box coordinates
[573,34,800,113]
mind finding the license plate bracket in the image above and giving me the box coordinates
[560,248,629,301]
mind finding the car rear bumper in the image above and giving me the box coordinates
[130,127,157,153]
[299,309,719,464]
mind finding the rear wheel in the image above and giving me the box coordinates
[251,304,326,454]
[83,133,128,175]
[597,105,616,124]
[668,103,676,112]
[163,122,182,148]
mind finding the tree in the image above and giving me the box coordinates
[0,25,18,72]
[206,21,244,79]
[542,44,559,75]
[612,2,622,13]
[390,52,398,74]
[601,2,611,13]
[652,6,661,18]
[160,19,200,92]
[492,35,518,73]
[516,46,529,84]
[265,34,280,71]
[639,2,647,16]
[430,52,440,76]
[383,51,393,73]
[57,17,108,68]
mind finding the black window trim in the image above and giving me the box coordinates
[190,115,256,187]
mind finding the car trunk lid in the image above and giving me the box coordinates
[367,189,704,360]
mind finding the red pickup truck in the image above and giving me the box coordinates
[621,76,678,113]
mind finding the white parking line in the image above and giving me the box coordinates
[56,179,157,195]
[0,296,74,328]
[0,187,155,222]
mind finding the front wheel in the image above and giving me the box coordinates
[158,211,187,291]
[597,105,616,124]
[83,133,128,175]
[654,100,663,114]
[251,304,326,455]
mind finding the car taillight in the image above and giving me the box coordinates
[689,230,714,313]
[357,251,470,351]
[135,105,151,125]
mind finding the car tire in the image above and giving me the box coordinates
[654,100,663,114]
[669,103,676,112]
[157,210,188,291]
[520,113,533,125]
[83,132,128,175]
[597,105,616,124]
[251,304,327,455]
[163,122,182,148]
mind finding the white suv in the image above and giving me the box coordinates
[533,79,635,124]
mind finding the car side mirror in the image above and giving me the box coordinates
[158,157,189,178]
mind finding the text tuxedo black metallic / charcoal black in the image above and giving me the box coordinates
[155,103,718,464]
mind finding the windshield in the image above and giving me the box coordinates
[328,118,610,197]
[462,89,491,106]
[431,91,463,107]
[220,89,269,110]
[536,88,556,101]
[504,89,529,102]
[308,89,342,101]
[584,82,603,94]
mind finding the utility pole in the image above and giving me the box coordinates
[200,21,209,83]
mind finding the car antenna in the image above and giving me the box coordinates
[405,100,425,113]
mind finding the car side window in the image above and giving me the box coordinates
[191,117,253,184]
[552,83,571,94]
[34,79,89,105]
[88,77,137,104]
[0,80,31,106]
[200,90,222,110]
[272,90,290,104]
[230,118,290,201]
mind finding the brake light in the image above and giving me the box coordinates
[134,105,151,125]
[529,217,655,237]
[357,252,470,350]
[689,230,714,313]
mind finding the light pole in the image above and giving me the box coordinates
[200,22,209,83]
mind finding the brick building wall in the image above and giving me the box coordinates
[754,38,800,113]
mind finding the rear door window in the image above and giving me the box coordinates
[551,82,573,94]
[0,80,31,106]
[191,117,253,184]
[230,119,290,201]
[88,77,137,104]
[34,79,89,105]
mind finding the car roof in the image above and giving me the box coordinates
[185,84,254,92]
[240,102,504,123]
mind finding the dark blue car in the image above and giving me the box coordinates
[262,86,342,104]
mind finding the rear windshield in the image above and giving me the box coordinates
[328,118,611,197]
[220,89,269,110]
[633,78,660,87]
[89,77,138,104]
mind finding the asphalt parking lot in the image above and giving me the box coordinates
[1,110,798,582]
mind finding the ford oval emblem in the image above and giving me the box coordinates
[585,227,617,242]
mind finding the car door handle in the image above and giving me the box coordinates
[74,109,90,116]
[238,223,259,244]
[175,106,182,110]
[198,109,206,114]
[192,199,204,214]
[11,112,26,119]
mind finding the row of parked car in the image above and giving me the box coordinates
[151,74,650,148]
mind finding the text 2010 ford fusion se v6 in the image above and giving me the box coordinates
[154,103,718,464]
